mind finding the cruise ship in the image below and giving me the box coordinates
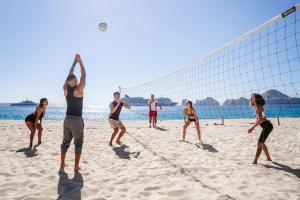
[10,100,38,107]
[121,95,178,106]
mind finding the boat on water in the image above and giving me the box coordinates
[10,100,38,107]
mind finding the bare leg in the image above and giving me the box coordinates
[60,150,67,169]
[74,153,81,171]
[195,120,201,142]
[36,124,43,145]
[154,116,157,127]
[26,122,36,148]
[109,128,119,146]
[182,121,191,140]
[116,127,126,144]
[262,144,272,161]
[253,142,263,164]
[149,117,152,128]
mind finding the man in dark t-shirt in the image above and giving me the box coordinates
[61,54,86,172]
[108,92,130,146]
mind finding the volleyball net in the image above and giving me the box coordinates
[121,4,300,120]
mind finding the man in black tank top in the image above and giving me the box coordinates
[108,92,131,146]
[60,54,86,172]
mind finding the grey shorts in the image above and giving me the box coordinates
[61,115,84,154]
[108,119,125,129]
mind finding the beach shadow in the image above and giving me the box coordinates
[202,143,218,153]
[112,145,140,160]
[155,126,168,131]
[16,145,38,157]
[57,170,84,200]
[196,143,218,153]
[261,161,300,179]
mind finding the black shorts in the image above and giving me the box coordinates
[25,114,35,122]
[258,120,273,143]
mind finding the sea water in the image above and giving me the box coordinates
[0,104,300,121]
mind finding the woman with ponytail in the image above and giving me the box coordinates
[248,93,273,164]
[25,98,48,148]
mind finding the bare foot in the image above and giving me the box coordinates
[253,160,258,164]
[267,158,272,161]
[37,141,42,146]
[116,140,122,145]
[109,142,113,146]
[149,125,151,128]
[60,163,67,169]
[74,166,81,172]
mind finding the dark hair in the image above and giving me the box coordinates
[251,93,265,106]
[39,98,48,107]
[67,74,77,81]
[186,100,194,110]
[114,92,120,97]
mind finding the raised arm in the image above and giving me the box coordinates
[77,55,86,91]
[63,57,77,90]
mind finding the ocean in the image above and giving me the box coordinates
[1,104,300,121]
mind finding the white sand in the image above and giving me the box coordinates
[0,118,299,200]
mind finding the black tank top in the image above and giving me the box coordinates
[109,101,123,120]
[66,86,83,117]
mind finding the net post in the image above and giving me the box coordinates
[277,117,280,126]
[118,86,121,95]
[221,116,224,125]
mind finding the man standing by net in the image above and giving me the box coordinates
[60,54,86,172]
[148,94,162,128]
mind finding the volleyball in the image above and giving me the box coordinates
[98,22,108,32]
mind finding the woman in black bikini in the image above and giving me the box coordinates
[180,101,203,145]
[248,93,273,164]
[25,98,48,147]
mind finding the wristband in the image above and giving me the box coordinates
[72,61,77,68]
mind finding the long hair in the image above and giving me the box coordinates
[39,98,48,107]
[251,93,265,106]
[186,100,194,111]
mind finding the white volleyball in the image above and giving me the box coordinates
[98,22,108,32]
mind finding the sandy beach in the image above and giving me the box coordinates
[0,118,299,200]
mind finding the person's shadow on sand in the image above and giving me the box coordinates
[112,145,140,160]
[155,126,168,131]
[261,161,300,179]
[195,143,218,153]
[16,145,38,157]
[57,170,84,200]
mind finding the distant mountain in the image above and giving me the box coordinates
[223,97,249,106]
[262,89,300,104]
[196,97,220,106]
[222,89,300,106]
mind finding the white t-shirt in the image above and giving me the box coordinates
[148,99,158,111]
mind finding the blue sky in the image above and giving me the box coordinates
[0,0,298,106]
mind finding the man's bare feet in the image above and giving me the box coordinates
[37,141,42,146]
[60,163,67,169]
[253,160,258,164]
[74,166,81,172]
[116,140,122,145]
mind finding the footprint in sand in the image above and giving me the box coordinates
[144,186,160,191]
